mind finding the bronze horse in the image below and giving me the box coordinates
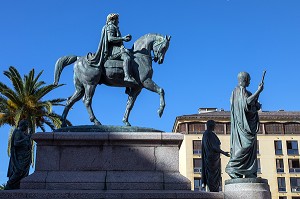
[54,33,171,127]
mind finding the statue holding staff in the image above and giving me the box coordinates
[225,71,265,178]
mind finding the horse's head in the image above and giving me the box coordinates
[152,35,171,64]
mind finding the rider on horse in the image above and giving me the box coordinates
[86,13,137,84]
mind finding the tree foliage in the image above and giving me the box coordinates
[0,66,70,131]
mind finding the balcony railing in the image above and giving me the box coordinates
[278,187,286,192]
[291,187,300,192]
[275,150,283,155]
[193,150,201,154]
[194,167,202,173]
[289,168,300,173]
[288,149,299,155]
[277,168,284,173]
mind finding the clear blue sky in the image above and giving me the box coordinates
[1,0,300,184]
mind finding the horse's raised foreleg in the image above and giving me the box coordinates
[142,78,165,117]
[61,80,84,127]
[122,87,142,126]
[83,84,101,125]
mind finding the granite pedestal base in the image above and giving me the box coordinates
[224,178,271,199]
[20,127,190,190]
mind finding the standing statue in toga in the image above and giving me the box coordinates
[225,71,265,178]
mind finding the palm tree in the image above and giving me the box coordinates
[0,66,71,161]
[0,183,6,190]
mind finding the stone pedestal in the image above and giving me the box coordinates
[21,126,190,190]
[0,126,224,199]
[224,178,271,199]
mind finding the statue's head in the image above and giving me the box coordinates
[238,72,250,87]
[206,120,215,131]
[106,13,119,25]
[18,119,29,131]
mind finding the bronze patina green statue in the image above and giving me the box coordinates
[86,13,136,84]
[202,120,230,192]
[5,120,32,190]
[54,13,171,127]
[225,71,265,179]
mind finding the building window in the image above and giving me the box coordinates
[277,177,286,192]
[291,177,300,192]
[279,197,287,199]
[265,123,284,134]
[287,141,299,155]
[257,124,264,134]
[214,122,225,134]
[257,158,261,173]
[257,140,260,154]
[188,122,205,134]
[276,159,284,173]
[194,177,204,191]
[193,140,202,154]
[226,123,231,134]
[292,197,300,199]
[289,159,300,173]
[177,123,187,134]
[284,123,300,134]
[193,158,202,173]
[275,140,283,155]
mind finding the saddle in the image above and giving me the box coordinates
[104,59,123,68]
[103,60,124,79]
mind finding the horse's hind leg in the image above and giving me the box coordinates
[83,84,101,125]
[122,87,142,126]
[61,80,84,127]
[142,78,165,117]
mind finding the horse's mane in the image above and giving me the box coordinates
[131,33,164,51]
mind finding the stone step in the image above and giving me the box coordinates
[0,190,224,199]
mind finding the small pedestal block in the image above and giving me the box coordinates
[224,178,271,199]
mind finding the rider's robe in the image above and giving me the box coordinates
[86,25,109,68]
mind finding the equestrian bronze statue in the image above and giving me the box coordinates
[54,14,170,127]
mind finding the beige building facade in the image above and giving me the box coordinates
[173,108,300,199]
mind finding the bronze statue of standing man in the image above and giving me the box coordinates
[202,120,230,192]
[225,71,265,179]
[5,120,32,189]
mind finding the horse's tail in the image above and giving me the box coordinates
[53,55,78,85]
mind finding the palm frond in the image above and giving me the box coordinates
[47,113,63,128]
[13,107,24,127]
[34,84,63,101]
[3,67,24,97]
[7,127,15,157]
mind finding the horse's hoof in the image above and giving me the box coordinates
[123,121,131,126]
[158,108,164,118]
[94,120,102,126]
[61,121,67,128]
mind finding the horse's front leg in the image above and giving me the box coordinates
[83,84,101,125]
[122,87,142,126]
[142,78,165,117]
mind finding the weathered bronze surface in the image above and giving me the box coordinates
[202,120,229,191]
[225,71,265,179]
[54,14,171,127]
[5,120,32,190]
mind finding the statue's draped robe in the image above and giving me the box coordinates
[7,129,32,189]
[225,86,259,178]
[201,130,222,192]
[86,25,109,68]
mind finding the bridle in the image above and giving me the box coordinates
[152,36,168,62]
